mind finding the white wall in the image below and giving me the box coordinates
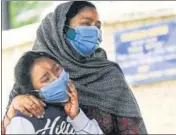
[44,1,176,23]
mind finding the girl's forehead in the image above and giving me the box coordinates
[34,57,55,64]
[32,57,57,69]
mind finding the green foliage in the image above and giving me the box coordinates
[9,1,51,29]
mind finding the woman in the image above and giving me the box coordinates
[5,51,103,134]
[3,1,147,134]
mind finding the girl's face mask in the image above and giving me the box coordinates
[39,69,69,103]
[66,26,102,57]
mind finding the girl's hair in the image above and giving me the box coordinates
[14,51,59,91]
[64,1,96,32]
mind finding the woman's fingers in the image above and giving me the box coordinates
[17,95,45,118]
[20,96,41,117]
[11,95,45,119]
[39,99,46,107]
[24,104,38,118]
[28,95,45,116]
[28,95,44,107]
[19,107,32,117]
[21,107,33,117]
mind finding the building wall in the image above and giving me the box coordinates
[101,15,176,134]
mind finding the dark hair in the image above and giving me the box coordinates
[64,1,96,32]
[14,51,59,91]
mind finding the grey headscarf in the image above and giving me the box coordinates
[32,1,142,118]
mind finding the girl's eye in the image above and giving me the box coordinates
[54,64,62,77]
[43,77,50,83]
[55,67,60,74]
[55,64,60,72]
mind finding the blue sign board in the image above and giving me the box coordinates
[114,20,176,85]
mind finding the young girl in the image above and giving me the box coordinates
[5,51,103,134]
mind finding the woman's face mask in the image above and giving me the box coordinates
[66,25,102,57]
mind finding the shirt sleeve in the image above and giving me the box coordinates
[6,117,35,134]
[67,109,104,134]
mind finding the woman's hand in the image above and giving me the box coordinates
[2,95,46,134]
[64,81,79,119]
[11,94,46,118]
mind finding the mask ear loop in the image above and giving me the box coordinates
[63,25,74,39]
[65,25,76,41]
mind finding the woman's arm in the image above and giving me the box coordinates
[5,84,39,134]
[2,93,46,133]
[2,85,21,134]
[5,83,20,112]
[3,103,16,128]
[6,83,46,117]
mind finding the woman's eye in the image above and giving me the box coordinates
[81,22,91,26]
[81,22,101,29]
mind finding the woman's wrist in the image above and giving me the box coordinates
[7,104,16,120]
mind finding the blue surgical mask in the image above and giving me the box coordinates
[39,69,69,103]
[66,26,102,57]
